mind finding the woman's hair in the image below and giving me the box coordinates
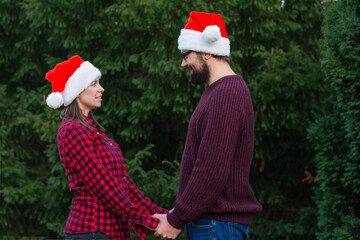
[60,100,106,132]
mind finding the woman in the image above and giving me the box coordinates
[45,55,167,240]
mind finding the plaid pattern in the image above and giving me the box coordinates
[58,116,167,239]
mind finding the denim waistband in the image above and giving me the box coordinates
[65,231,109,240]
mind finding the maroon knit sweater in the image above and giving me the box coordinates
[167,75,262,229]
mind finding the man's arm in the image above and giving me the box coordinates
[167,88,245,229]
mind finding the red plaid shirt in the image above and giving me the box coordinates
[57,116,167,239]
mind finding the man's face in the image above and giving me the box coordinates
[181,50,210,85]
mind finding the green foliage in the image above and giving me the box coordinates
[0,0,334,239]
[308,0,360,239]
[249,43,324,240]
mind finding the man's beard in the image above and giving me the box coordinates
[190,57,210,85]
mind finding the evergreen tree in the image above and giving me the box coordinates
[1,0,328,239]
[308,0,360,239]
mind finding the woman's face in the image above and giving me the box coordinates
[76,78,104,116]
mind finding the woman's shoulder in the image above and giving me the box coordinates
[58,118,91,136]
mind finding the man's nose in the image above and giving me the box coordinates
[181,59,187,68]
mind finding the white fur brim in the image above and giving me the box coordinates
[62,61,101,106]
[178,29,230,56]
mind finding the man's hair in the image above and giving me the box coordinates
[213,55,230,64]
[60,100,106,132]
[196,52,230,65]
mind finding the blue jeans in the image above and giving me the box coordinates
[186,218,249,240]
[65,232,109,240]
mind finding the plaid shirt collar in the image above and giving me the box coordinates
[83,115,97,128]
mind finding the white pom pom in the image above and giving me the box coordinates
[46,92,64,109]
[203,25,221,43]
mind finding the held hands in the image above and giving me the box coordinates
[152,214,181,239]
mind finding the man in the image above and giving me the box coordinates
[153,11,262,239]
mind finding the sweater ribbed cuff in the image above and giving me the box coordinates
[166,209,187,229]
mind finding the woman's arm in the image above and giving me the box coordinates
[126,174,168,215]
[60,125,158,231]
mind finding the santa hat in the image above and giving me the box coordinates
[45,55,101,109]
[178,11,230,56]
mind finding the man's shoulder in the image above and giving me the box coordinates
[212,75,247,95]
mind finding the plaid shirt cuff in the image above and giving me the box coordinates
[131,215,159,239]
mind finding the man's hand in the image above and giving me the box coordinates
[152,214,181,239]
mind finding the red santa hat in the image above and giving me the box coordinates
[45,55,101,109]
[178,11,230,56]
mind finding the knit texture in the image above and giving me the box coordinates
[167,75,262,229]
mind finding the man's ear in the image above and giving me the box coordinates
[203,53,213,60]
